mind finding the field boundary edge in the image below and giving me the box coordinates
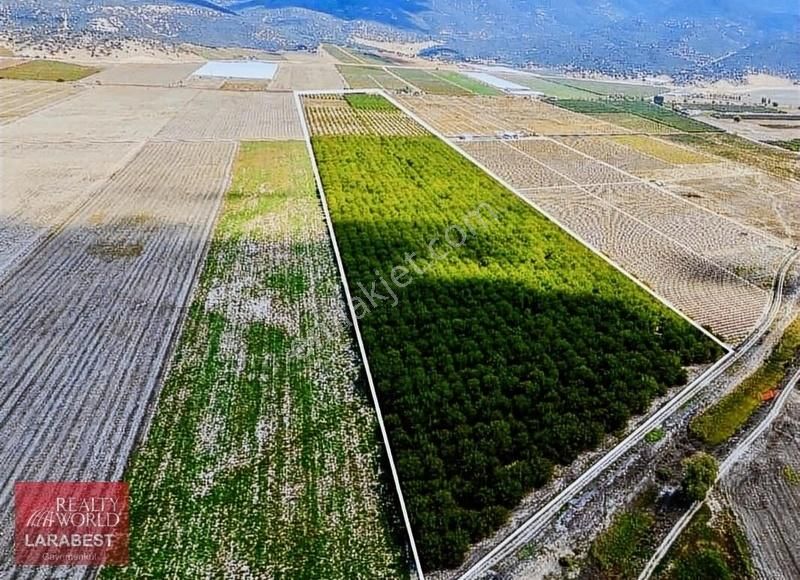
[292,90,426,580]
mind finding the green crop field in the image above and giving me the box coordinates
[383,68,503,95]
[100,142,407,579]
[551,77,665,99]
[0,59,99,81]
[501,74,598,99]
[432,71,502,95]
[337,65,412,91]
[554,99,721,133]
[307,96,722,570]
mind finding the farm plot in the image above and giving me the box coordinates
[0,140,137,277]
[0,85,197,142]
[583,182,789,288]
[460,140,572,188]
[554,99,721,133]
[269,63,346,91]
[155,91,302,141]
[0,79,77,123]
[663,174,800,243]
[494,73,599,99]
[510,139,633,185]
[336,65,412,91]
[0,141,237,576]
[723,391,800,580]
[306,96,721,569]
[552,77,665,99]
[386,67,472,95]
[593,112,679,134]
[322,44,363,64]
[521,186,770,342]
[87,63,201,86]
[556,136,672,173]
[431,71,502,95]
[303,95,426,136]
[611,135,716,165]
[0,59,99,81]
[99,141,407,579]
[666,133,800,182]
[397,94,627,137]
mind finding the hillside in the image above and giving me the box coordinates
[3,0,799,78]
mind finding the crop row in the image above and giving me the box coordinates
[0,142,237,572]
[553,99,721,133]
[306,98,721,569]
[304,95,427,136]
[100,142,407,579]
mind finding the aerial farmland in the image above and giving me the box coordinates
[1,42,799,580]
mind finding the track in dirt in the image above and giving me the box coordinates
[0,141,237,577]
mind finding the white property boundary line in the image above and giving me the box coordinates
[292,90,425,580]
[380,90,733,351]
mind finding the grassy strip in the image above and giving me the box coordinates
[0,59,98,81]
[691,317,800,446]
[655,505,754,580]
[308,95,721,569]
[101,142,407,578]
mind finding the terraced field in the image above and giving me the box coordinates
[0,141,237,574]
[304,94,721,570]
[100,141,407,579]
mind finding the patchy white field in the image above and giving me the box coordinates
[0,141,237,574]
[155,91,303,140]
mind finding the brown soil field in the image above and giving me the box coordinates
[460,140,573,189]
[556,136,672,174]
[0,80,78,123]
[723,391,800,580]
[1,85,197,142]
[521,186,769,342]
[511,139,634,184]
[398,94,629,137]
[0,141,237,572]
[664,174,800,244]
[269,63,345,91]
[0,140,138,276]
[155,91,303,141]
[87,63,201,86]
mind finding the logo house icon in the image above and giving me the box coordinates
[25,509,57,528]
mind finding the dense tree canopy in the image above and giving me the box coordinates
[311,131,722,570]
[682,452,719,502]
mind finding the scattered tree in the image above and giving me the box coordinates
[682,452,719,502]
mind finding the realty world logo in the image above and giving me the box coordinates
[15,482,129,566]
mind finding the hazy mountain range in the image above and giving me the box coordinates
[4,0,799,78]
